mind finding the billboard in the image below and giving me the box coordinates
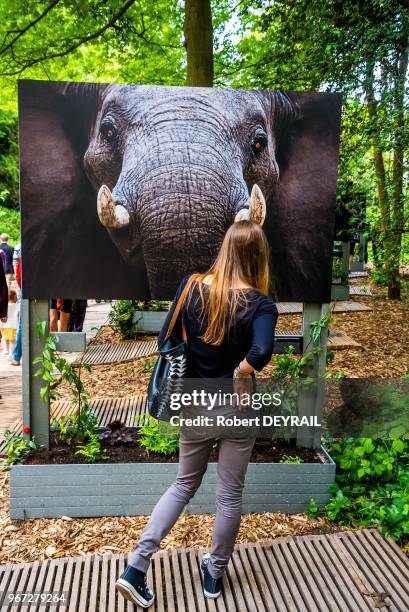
[19,80,341,301]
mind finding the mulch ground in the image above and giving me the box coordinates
[56,278,408,403]
[0,469,343,565]
[1,275,406,564]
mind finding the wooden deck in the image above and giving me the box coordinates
[78,339,158,366]
[0,356,22,441]
[277,301,371,314]
[0,529,408,611]
[328,330,362,350]
[350,285,373,297]
[74,327,365,366]
[349,271,369,279]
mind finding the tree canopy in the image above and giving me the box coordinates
[0,0,407,296]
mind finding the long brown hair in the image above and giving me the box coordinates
[188,220,271,346]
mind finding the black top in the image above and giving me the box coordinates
[0,243,14,274]
[158,276,278,378]
[0,257,7,318]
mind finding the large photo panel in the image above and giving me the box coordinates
[19,80,341,302]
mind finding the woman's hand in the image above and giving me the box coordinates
[233,375,253,412]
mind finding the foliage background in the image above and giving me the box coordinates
[0,0,407,277]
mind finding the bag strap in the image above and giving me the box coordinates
[164,274,198,341]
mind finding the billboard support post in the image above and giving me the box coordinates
[22,299,50,448]
[296,303,329,449]
[22,299,86,449]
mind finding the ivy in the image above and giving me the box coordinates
[33,320,95,441]
[308,436,409,544]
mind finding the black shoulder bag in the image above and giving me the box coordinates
[147,275,197,418]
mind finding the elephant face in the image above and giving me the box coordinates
[83,86,295,296]
[19,80,341,302]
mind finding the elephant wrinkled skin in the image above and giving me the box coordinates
[19,80,341,301]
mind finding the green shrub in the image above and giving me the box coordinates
[332,258,349,284]
[0,205,20,244]
[280,454,303,464]
[108,300,139,339]
[308,437,409,543]
[137,416,179,455]
[35,321,96,443]
[135,300,171,312]
[3,430,42,465]
[52,405,98,445]
[0,110,19,210]
[75,433,109,463]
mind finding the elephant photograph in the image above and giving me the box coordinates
[18,79,341,302]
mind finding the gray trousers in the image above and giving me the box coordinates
[129,434,255,578]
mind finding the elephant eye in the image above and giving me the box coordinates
[100,121,116,142]
[252,134,267,157]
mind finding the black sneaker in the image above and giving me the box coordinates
[116,565,155,608]
[200,553,223,599]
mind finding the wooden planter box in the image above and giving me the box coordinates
[331,283,349,300]
[133,310,167,333]
[10,447,335,519]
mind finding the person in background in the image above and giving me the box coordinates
[0,251,7,321]
[1,288,18,355]
[10,254,22,366]
[49,298,73,332]
[0,249,6,277]
[0,233,14,283]
[68,299,88,332]
[0,257,7,400]
[12,242,21,274]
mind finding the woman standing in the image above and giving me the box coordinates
[0,251,8,322]
[116,220,278,607]
[0,288,18,355]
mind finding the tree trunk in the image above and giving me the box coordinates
[364,62,389,237]
[184,0,213,87]
[388,33,408,299]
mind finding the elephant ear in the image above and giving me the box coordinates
[18,79,141,299]
[265,91,342,302]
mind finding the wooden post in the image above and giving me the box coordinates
[342,240,350,278]
[331,240,350,300]
[22,301,87,449]
[22,299,50,448]
[296,303,329,448]
[351,231,366,272]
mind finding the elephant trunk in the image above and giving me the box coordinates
[135,165,246,297]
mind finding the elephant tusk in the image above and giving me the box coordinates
[97,185,131,229]
[234,184,266,226]
[249,184,266,226]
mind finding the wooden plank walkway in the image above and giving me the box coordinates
[78,329,363,365]
[0,396,148,455]
[350,285,373,297]
[349,271,369,279]
[333,301,371,312]
[277,301,371,314]
[0,530,407,611]
[0,357,21,436]
[78,339,158,366]
[328,330,362,350]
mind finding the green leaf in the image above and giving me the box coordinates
[36,320,47,337]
